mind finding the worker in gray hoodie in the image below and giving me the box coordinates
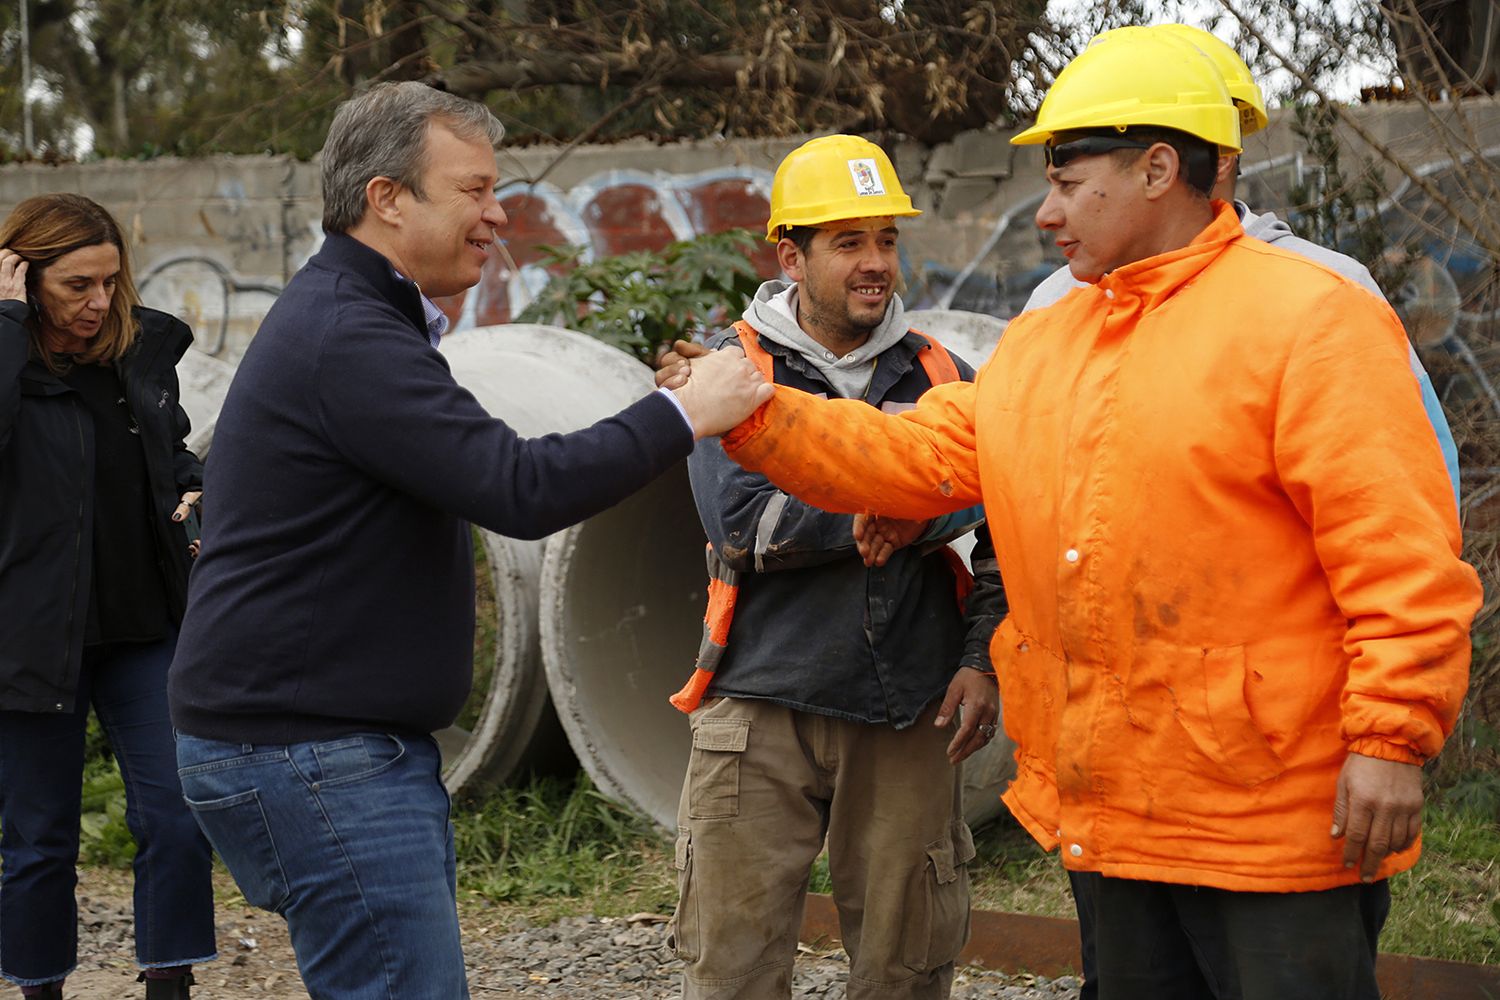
[662,134,1004,1000]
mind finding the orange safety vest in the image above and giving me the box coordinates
[670,321,970,714]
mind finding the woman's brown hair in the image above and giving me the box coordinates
[0,193,141,371]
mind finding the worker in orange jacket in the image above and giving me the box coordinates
[701,30,1483,1000]
[1019,25,1467,1000]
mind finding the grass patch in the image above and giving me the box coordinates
[453,525,499,734]
[78,753,135,868]
[1382,804,1500,963]
[968,811,1075,919]
[453,773,676,926]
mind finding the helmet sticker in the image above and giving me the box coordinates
[848,158,886,196]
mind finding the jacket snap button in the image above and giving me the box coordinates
[1069,843,1083,857]
[1064,548,1080,563]
[1019,642,1029,652]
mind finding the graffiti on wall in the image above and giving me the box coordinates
[138,253,287,358]
[432,166,778,331]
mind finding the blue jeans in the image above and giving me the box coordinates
[0,632,217,986]
[175,731,467,999]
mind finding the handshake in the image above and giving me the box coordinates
[659,340,774,439]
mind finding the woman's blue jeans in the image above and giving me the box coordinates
[0,631,217,986]
[175,730,467,999]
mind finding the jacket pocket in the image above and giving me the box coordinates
[1130,641,1285,787]
[665,828,699,961]
[686,717,749,820]
[989,618,1065,760]
[900,822,976,974]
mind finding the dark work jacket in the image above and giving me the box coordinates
[169,232,694,745]
[690,325,1005,728]
[0,301,202,712]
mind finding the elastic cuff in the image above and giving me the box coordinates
[1346,738,1427,766]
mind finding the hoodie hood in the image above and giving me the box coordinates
[1235,200,1382,298]
[1236,200,1294,243]
[743,279,909,399]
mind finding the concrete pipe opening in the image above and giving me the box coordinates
[540,307,1018,830]
[435,323,664,796]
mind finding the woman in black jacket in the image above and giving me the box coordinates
[0,195,214,1000]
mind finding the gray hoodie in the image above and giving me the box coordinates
[743,279,910,400]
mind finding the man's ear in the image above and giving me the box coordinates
[776,237,806,282]
[1142,143,1183,201]
[364,176,403,227]
[1215,154,1237,188]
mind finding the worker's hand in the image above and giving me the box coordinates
[673,346,774,439]
[934,667,1000,765]
[0,248,29,303]
[655,339,709,390]
[853,513,927,567]
[1331,752,1424,882]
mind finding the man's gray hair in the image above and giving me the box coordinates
[320,81,505,234]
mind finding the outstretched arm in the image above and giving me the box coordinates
[720,377,984,520]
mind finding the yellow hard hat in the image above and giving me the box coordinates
[1011,26,1241,153]
[765,135,919,242]
[1151,23,1269,137]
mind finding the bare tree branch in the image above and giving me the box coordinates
[1219,0,1500,256]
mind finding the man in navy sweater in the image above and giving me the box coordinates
[168,82,769,999]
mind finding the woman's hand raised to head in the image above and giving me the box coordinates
[0,249,27,303]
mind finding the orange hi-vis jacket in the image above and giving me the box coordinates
[723,202,1482,892]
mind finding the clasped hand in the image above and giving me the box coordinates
[671,346,773,439]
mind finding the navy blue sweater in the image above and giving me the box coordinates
[169,233,693,743]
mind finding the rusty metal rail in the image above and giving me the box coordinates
[800,894,1500,999]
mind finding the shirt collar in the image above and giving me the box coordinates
[390,266,451,347]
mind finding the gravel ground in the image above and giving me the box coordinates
[64,868,1080,999]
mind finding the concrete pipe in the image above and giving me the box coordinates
[434,323,669,795]
[540,309,1020,831]
[176,345,237,456]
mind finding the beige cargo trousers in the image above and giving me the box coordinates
[668,696,975,1000]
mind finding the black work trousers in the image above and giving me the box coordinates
[1068,870,1390,1000]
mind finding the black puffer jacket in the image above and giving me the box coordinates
[0,299,202,712]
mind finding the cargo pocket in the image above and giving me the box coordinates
[665,828,699,961]
[687,717,749,820]
[182,789,291,913]
[900,822,976,973]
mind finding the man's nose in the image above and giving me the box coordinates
[1035,190,1063,231]
[858,246,892,273]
